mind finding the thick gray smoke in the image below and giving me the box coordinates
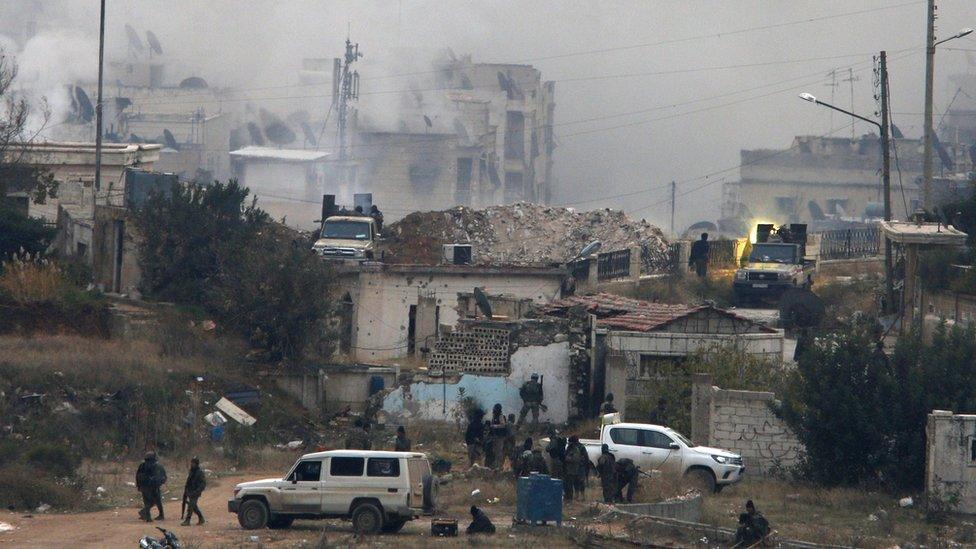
[1,0,974,231]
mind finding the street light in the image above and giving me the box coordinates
[923,25,974,210]
[799,53,894,313]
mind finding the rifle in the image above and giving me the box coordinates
[539,375,548,412]
[180,491,187,520]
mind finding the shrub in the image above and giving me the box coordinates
[0,464,81,510]
[0,254,68,303]
[25,444,80,478]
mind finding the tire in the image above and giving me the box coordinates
[238,499,269,530]
[684,468,717,494]
[351,502,383,535]
[268,515,294,529]
[381,518,408,533]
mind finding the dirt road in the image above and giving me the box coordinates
[0,472,385,547]
[0,472,573,548]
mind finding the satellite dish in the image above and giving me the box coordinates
[300,121,318,147]
[779,288,825,329]
[423,115,433,128]
[73,86,94,123]
[574,240,602,261]
[179,76,208,89]
[146,30,163,56]
[807,200,825,221]
[260,109,296,146]
[162,129,180,151]
[125,25,144,52]
[473,287,493,318]
[246,122,265,146]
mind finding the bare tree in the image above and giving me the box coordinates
[0,49,56,204]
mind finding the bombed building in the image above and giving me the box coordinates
[345,53,556,221]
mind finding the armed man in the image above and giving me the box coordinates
[596,444,617,504]
[599,393,618,415]
[689,232,710,278]
[563,435,588,501]
[344,417,372,450]
[136,452,167,522]
[518,373,544,425]
[181,457,206,526]
[615,457,639,503]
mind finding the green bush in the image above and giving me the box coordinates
[25,444,81,478]
[0,464,81,510]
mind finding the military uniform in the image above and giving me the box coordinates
[563,439,588,501]
[599,399,617,415]
[136,454,167,521]
[394,434,411,452]
[520,449,549,476]
[466,506,496,535]
[518,377,544,425]
[596,450,617,504]
[182,460,206,525]
[464,418,485,466]
[614,458,638,503]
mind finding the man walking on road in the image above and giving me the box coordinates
[181,457,206,526]
[136,452,167,521]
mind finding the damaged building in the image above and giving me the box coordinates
[542,293,784,417]
[382,296,592,424]
[346,54,556,220]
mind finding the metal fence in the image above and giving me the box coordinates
[597,249,632,281]
[569,258,589,281]
[819,227,881,260]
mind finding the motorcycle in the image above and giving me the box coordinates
[139,527,181,549]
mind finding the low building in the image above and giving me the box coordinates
[4,141,162,222]
[336,262,567,362]
[926,410,976,514]
[229,146,331,229]
[542,293,784,417]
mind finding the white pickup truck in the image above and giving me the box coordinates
[582,414,744,492]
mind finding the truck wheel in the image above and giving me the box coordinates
[381,518,408,533]
[238,499,269,530]
[351,502,383,535]
[268,515,294,529]
[684,468,717,494]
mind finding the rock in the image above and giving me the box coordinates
[96,486,107,495]
[899,497,913,508]
[35,503,51,513]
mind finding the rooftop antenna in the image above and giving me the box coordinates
[842,68,861,140]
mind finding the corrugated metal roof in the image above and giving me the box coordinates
[542,292,775,333]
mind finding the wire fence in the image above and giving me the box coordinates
[819,227,881,260]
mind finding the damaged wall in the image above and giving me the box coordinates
[926,410,976,514]
[691,374,801,474]
[340,263,564,361]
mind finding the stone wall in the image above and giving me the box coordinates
[926,410,976,514]
[691,373,802,474]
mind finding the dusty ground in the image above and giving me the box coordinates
[0,468,611,548]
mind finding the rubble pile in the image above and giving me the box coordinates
[381,202,671,270]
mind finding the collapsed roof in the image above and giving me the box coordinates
[379,202,671,271]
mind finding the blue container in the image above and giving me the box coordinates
[515,473,563,526]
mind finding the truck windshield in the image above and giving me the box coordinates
[322,221,371,240]
[748,243,795,264]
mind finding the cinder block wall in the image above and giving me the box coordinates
[691,374,801,474]
[926,410,976,514]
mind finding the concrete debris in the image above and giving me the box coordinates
[35,503,51,513]
[899,497,913,508]
[381,202,670,270]
[0,522,13,532]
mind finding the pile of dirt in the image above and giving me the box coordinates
[380,202,671,271]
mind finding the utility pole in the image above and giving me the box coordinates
[93,0,106,210]
[922,0,936,211]
[335,38,362,189]
[669,180,676,237]
[843,68,860,140]
[880,51,895,314]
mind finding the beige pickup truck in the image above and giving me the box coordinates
[311,216,378,260]
[228,450,435,534]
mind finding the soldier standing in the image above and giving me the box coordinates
[545,429,566,481]
[488,404,508,470]
[596,444,617,504]
[464,410,486,466]
[181,457,206,526]
[502,413,518,469]
[520,447,549,476]
[518,373,544,425]
[344,418,372,450]
[599,393,618,415]
[394,425,411,451]
[647,398,668,425]
[563,436,588,501]
[688,233,710,278]
[136,452,167,521]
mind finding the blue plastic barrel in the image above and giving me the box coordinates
[515,473,563,526]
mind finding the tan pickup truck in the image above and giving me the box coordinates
[228,450,435,534]
[311,216,378,260]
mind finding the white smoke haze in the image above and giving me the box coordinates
[0,0,974,230]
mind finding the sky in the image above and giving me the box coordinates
[2,0,975,231]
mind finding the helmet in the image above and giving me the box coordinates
[530,373,539,380]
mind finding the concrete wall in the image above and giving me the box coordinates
[382,341,571,423]
[273,370,325,411]
[92,206,142,295]
[343,264,564,361]
[324,367,398,413]
[926,410,976,514]
[691,374,801,474]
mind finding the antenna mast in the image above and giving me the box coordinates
[336,37,362,189]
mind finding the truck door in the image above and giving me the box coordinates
[281,459,323,513]
[606,427,646,467]
[640,429,680,473]
[407,458,430,509]
[322,456,365,514]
